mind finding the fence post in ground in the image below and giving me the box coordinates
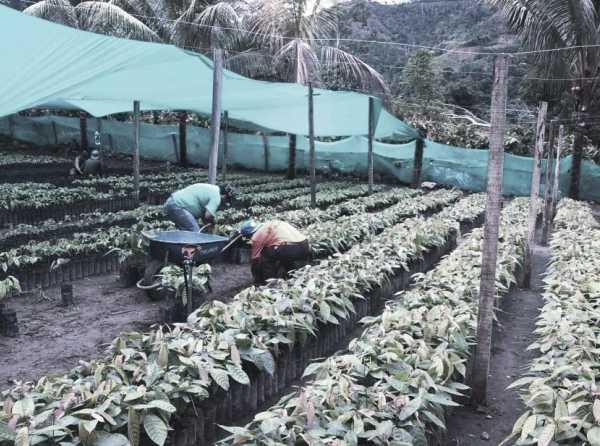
[208,49,224,185]
[470,54,509,407]
[551,125,564,220]
[308,82,316,208]
[222,111,229,180]
[541,120,557,246]
[79,111,88,151]
[288,134,297,179]
[261,133,270,172]
[412,135,425,188]
[367,97,375,193]
[178,112,188,167]
[523,101,547,288]
[51,121,59,145]
[133,100,141,202]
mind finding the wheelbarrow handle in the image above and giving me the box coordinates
[220,233,242,253]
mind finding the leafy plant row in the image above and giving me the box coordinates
[218,197,531,445]
[0,152,71,167]
[507,199,600,446]
[0,192,473,446]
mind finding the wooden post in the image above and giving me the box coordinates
[79,111,88,151]
[178,112,187,167]
[541,120,557,246]
[470,54,509,406]
[551,125,564,219]
[171,134,179,163]
[133,101,141,202]
[222,111,229,180]
[523,101,547,288]
[51,121,59,145]
[367,97,375,194]
[308,83,316,208]
[412,136,425,188]
[208,49,224,185]
[261,132,270,172]
[287,134,297,179]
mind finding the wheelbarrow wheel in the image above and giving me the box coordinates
[138,260,164,301]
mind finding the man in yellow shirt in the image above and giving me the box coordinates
[239,220,311,284]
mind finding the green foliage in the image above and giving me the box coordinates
[401,50,437,103]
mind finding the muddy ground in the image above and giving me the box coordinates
[443,243,549,445]
[0,262,252,390]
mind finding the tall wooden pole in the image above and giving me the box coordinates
[308,83,316,208]
[178,111,188,168]
[412,136,425,187]
[367,97,375,194]
[287,135,297,179]
[470,54,509,406]
[79,111,88,151]
[222,111,229,180]
[541,120,557,246]
[261,133,270,172]
[523,101,547,287]
[133,100,141,202]
[208,49,224,184]
[551,125,564,219]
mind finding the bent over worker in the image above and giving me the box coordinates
[239,220,311,285]
[164,183,235,232]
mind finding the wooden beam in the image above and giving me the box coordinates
[523,101,547,288]
[261,132,270,172]
[287,134,297,179]
[178,111,187,167]
[308,83,316,208]
[367,97,375,194]
[133,100,141,202]
[551,125,564,220]
[541,120,557,246]
[412,136,425,188]
[208,49,224,184]
[470,54,509,406]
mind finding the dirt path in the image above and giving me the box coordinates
[443,243,549,446]
[0,263,252,390]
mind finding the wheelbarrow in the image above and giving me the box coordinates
[139,230,231,316]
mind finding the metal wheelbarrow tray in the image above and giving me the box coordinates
[142,230,229,266]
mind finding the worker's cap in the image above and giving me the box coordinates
[90,150,100,159]
[220,183,236,200]
[239,220,258,237]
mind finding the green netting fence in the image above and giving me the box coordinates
[1,114,598,202]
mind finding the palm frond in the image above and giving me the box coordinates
[75,1,161,41]
[23,0,78,28]
[225,48,274,78]
[320,45,387,94]
[274,38,320,83]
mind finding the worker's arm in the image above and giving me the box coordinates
[201,190,221,228]
[74,156,84,175]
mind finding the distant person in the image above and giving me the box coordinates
[73,150,103,176]
[238,220,311,285]
[164,183,235,232]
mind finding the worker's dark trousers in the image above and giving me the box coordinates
[252,240,311,284]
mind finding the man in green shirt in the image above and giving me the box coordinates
[164,183,235,232]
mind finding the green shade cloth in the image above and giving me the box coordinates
[0,5,416,139]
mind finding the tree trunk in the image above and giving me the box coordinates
[208,49,224,185]
[79,111,88,151]
[308,83,316,208]
[222,111,229,180]
[367,97,375,193]
[133,101,141,202]
[178,112,187,168]
[412,137,425,188]
[287,135,297,179]
[523,101,547,288]
[470,54,509,407]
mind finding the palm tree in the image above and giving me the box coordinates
[22,0,160,41]
[489,0,600,199]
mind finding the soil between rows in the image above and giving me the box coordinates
[0,262,252,391]
[442,243,549,446]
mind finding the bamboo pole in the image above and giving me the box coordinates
[523,101,547,288]
[133,100,141,202]
[367,97,374,194]
[208,49,224,184]
[470,54,509,406]
[308,83,316,208]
